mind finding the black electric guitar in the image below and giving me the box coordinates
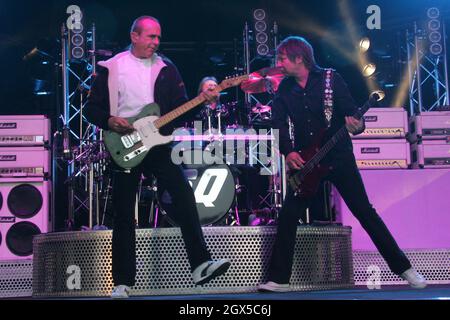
[287,92,383,198]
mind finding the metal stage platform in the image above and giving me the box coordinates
[31,226,353,298]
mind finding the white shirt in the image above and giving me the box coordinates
[117,51,157,118]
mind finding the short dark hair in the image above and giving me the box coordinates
[130,16,160,34]
[276,36,317,70]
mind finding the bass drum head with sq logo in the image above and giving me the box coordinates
[158,148,235,226]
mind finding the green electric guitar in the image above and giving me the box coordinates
[103,74,249,169]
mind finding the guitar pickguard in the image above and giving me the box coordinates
[133,115,173,150]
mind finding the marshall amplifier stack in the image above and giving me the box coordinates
[351,107,411,169]
[0,115,51,260]
[409,111,450,168]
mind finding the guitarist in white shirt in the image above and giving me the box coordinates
[86,16,230,299]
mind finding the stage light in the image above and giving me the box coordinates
[256,32,268,43]
[68,7,85,61]
[253,9,266,20]
[427,7,440,19]
[362,63,376,77]
[359,37,370,53]
[425,7,443,56]
[255,20,267,32]
[428,19,440,31]
[429,31,441,43]
[71,46,84,59]
[257,44,269,56]
[253,8,270,56]
[429,43,443,55]
[71,33,84,46]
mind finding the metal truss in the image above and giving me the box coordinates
[242,18,284,212]
[243,22,279,123]
[407,21,450,114]
[60,23,105,229]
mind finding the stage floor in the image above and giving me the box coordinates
[26,284,450,300]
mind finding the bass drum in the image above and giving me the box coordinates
[157,148,236,226]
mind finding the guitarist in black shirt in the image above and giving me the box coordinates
[258,36,427,292]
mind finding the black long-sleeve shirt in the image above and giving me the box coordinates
[272,67,363,163]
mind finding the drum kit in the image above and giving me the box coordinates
[151,66,285,227]
[194,66,285,134]
[71,66,285,229]
[145,154,276,228]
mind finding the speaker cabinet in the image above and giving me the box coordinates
[334,169,450,250]
[0,177,50,260]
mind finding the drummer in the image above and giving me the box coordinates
[197,76,226,134]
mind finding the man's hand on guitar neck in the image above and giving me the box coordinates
[286,151,306,171]
[108,116,135,134]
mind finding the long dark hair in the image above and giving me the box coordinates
[276,36,318,70]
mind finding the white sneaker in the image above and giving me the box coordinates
[111,285,131,299]
[400,268,427,289]
[192,259,231,285]
[257,281,290,293]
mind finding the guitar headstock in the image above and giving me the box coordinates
[219,74,250,90]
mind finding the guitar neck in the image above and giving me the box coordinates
[154,82,230,129]
[154,95,206,129]
[303,97,375,171]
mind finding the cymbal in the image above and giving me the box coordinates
[251,105,271,113]
[240,66,284,94]
[255,66,284,77]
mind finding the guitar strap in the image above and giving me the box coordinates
[323,68,335,128]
